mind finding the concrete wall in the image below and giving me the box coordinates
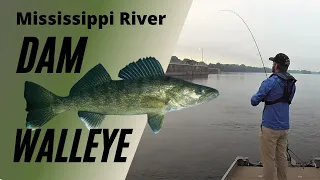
[208,68,220,74]
[166,63,209,76]
[165,63,220,77]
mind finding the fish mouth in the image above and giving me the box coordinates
[207,89,219,100]
[197,89,219,104]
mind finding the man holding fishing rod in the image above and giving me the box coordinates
[251,53,297,180]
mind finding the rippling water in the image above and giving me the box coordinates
[127,73,320,180]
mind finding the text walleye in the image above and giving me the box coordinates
[17,11,167,29]
[13,129,133,163]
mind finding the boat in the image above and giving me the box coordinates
[221,156,320,180]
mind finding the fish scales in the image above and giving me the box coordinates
[66,76,175,115]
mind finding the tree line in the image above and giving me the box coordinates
[170,56,319,74]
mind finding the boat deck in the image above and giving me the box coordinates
[222,156,320,180]
[231,166,320,180]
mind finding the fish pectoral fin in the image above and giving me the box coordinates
[70,64,112,95]
[78,111,106,129]
[147,113,165,134]
[118,57,164,80]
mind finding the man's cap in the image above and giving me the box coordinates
[269,53,290,66]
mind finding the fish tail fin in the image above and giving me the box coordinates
[24,81,62,129]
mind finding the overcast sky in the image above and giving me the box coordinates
[173,0,320,71]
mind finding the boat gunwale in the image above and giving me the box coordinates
[220,156,248,180]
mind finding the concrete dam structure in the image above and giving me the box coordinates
[165,63,220,78]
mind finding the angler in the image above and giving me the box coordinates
[251,53,297,180]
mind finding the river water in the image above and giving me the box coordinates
[127,73,320,180]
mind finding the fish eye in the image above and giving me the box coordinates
[195,87,204,94]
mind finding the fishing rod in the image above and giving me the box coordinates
[219,9,268,78]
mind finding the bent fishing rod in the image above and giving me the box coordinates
[219,9,268,78]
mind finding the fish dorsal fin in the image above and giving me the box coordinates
[118,57,164,80]
[70,64,111,94]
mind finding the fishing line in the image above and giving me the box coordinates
[219,9,268,78]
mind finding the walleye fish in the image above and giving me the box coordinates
[24,57,219,134]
